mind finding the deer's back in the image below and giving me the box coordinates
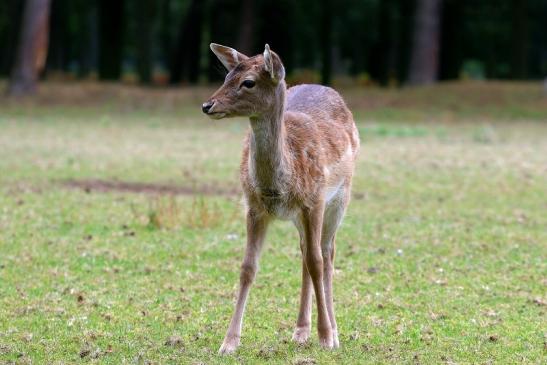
[285,83,359,162]
[286,84,353,129]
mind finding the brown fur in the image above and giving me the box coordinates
[203,43,359,354]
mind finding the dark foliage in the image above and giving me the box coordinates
[2,0,546,87]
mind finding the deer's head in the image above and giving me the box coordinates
[202,43,285,119]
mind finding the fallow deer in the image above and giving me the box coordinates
[202,43,359,354]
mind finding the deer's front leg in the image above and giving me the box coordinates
[219,210,269,355]
[302,202,334,349]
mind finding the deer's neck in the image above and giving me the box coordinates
[248,83,289,193]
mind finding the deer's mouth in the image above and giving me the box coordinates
[207,112,227,119]
[202,101,228,119]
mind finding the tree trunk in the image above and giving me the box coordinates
[236,0,255,55]
[439,0,463,80]
[0,0,25,77]
[79,3,99,78]
[98,0,124,80]
[170,0,204,85]
[320,0,333,85]
[407,0,443,86]
[46,0,68,73]
[396,0,415,83]
[256,0,293,74]
[136,0,155,84]
[370,0,400,85]
[159,0,172,75]
[8,0,51,96]
[511,0,528,79]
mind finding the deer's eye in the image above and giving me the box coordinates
[241,79,256,88]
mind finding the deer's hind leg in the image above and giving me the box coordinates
[321,186,350,348]
[299,202,335,348]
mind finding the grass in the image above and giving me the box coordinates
[0,81,546,364]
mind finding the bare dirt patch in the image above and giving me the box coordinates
[62,179,240,197]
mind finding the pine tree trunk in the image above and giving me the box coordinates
[0,1,24,77]
[511,0,528,79]
[98,0,124,80]
[136,0,155,84]
[370,0,399,85]
[236,0,255,55]
[320,0,333,85]
[47,0,68,73]
[170,0,204,85]
[407,0,443,86]
[439,0,463,80]
[159,0,172,76]
[8,0,51,96]
[79,3,98,78]
[257,0,293,74]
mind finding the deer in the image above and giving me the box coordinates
[202,43,360,354]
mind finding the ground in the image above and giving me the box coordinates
[0,81,546,364]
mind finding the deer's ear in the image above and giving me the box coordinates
[263,44,285,83]
[210,43,248,71]
[263,44,274,79]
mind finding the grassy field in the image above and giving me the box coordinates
[0,81,546,364]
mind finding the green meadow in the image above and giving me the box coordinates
[0,81,546,364]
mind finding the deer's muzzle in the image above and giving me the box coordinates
[202,101,214,114]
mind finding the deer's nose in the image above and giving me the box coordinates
[202,101,214,114]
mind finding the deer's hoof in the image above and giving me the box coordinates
[332,329,340,348]
[292,326,311,344]
[218,336,240,355]
[319,334,335,350]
